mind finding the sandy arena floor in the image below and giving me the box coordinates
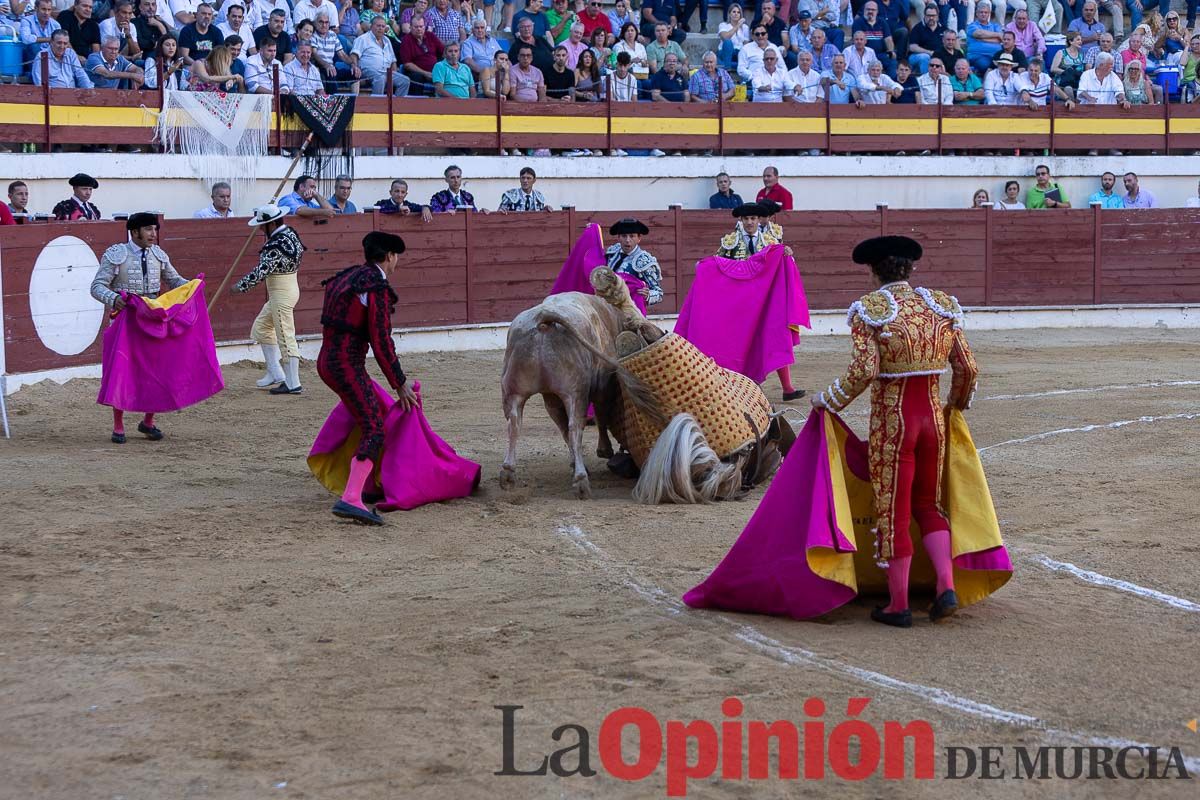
[1,327,1199,799]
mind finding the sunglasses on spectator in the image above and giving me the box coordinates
[754,30,768,36]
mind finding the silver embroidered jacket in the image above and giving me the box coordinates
[605,243,664,306]
[235,225,306,292]
[90,241,187,308]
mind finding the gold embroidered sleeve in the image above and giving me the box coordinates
[948,327,979,410]
[825,315,878,411]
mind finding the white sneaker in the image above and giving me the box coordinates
[808,148,821,156]
[563,149,585,157]
[610,148,628,156]
[650,148,666,157]
[580,148,593,155]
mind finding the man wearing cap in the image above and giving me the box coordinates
[606,218,663,307]
[811,235,979,628]
[717,203,780,259]
[316,231,418,525]
[53,173,102,221]
[234,204,307,394]
[91,212,189,443]
[757,198,785,243]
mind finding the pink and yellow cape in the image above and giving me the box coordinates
[683,408,1012,619]
[308,381,481,511]
[96,277,224,414]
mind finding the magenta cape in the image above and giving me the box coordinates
[683,409,1012,619]
[307,380,481,511]
[549,223,648,314]
[674,245,810,384]
[96,278,224,414]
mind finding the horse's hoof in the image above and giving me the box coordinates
[596,444,614,460]
[573,478,592,500]
[499,466,515,489]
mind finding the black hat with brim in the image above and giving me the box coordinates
[609,218,649,236]
[757,199,782,216]
[732,203,764,218]
[69,173,99,189]
[126,212,159,232]
[363,231,406,255]
[852,235,923,265]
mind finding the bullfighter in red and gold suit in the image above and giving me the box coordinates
[316,231,418,525]
[812,236,979,628]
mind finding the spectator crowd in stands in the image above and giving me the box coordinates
[7,0,1198,106]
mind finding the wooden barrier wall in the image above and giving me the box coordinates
[3,82,1200,154]
[3,207,1200,376]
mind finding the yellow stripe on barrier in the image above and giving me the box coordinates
[399,113,497,133]
[1168,117,1200,134]
[0,102,43,126]
[723,117,825,135]
[830,118,937,135]
[611,116,718,135]
[502,115,606,134]
[349,112,389,132]
[942,117,1051,135]
[1054,118,1164,135]
[48,105,151,127]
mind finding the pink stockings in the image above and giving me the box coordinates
[776,366,795,393]
[112,409,156,434]
[884,530,956,613]
[342,456,376,510]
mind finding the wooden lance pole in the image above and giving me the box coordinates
[207,132,315,313]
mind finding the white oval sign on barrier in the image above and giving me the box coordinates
[28,235,105,356]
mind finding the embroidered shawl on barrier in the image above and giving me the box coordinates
[283,94,357,199]
[154,89,271,213]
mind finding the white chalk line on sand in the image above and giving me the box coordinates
[1029,555,1200,613]
[983,380,1200,402]
[978,413,1200,453]
[553,524,1200,771]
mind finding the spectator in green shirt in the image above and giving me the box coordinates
[646,22,687,73]
[545,0,576,46]
[432,41,475,97]
[1026,164,1072,209]
[950,57,983,104]
[1086,171,1124,209]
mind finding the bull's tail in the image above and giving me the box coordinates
[534,310,666,428]
[632,413,746,505]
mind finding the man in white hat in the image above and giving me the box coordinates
[234,204,307,394]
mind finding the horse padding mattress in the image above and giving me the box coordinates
[617,333,773,466]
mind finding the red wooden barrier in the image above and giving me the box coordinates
[4,209,1200,377]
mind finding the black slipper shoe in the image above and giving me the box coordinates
[137,422,164,441]
[332,500,383,526]
[930,589,959,623]
[111,432,126,444]
[269,383,303,395]
[871,606,913,628]
[782,389,807,401]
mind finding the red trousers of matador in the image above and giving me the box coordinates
[317,332,387,462]
[868,374,951,561]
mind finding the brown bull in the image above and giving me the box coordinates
[499,293,624,499]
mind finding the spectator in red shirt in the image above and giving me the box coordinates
[399,15,443,95]
[756,165,793,210]
[578,0,612,44]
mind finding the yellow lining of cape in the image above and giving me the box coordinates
[140,278,202,310]
[806,409,1010,608]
